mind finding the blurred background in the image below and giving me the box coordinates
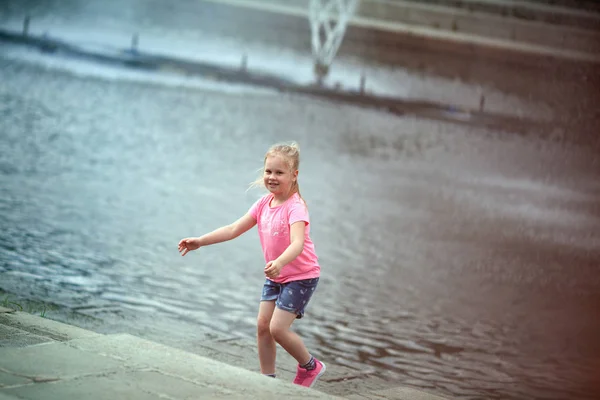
[1,1,599,399]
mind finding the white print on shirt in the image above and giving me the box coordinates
[260,213,289,238]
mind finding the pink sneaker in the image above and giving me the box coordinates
[293,359,326,388]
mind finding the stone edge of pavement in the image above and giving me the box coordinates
[0,309,450,400]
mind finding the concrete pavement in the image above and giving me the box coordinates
[0,307,449,400]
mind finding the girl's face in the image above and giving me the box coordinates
[263,155,297,197]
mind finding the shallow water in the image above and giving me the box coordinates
[0,0,554,118]
[2,1,600,399]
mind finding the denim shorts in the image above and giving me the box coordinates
[260,278,319,319]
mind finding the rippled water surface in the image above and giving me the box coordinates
[2,1,600,400]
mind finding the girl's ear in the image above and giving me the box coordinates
[293,169,299,180]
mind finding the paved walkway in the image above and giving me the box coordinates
[200,0,600,63]
[0,308,449,400]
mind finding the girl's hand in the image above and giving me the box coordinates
[178,237,201,256]
[264,260,283,279]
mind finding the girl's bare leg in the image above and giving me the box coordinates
[269,308,311,365]
[257,300,277,374]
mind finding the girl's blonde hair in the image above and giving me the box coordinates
[249,141,304,202]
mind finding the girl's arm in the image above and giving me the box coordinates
[264,221,305,278]
[199,213,257,245]
[179,213,257,256]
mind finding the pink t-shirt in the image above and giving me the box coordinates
[249,192,320,283]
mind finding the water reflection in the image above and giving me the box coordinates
[2,2,600,399]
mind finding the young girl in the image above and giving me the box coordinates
[178,142,326,388]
